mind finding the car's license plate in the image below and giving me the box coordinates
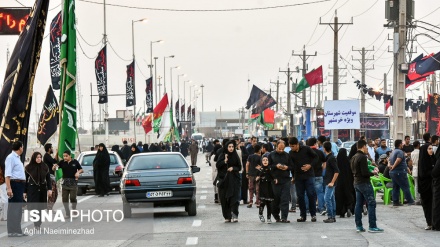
[146,191,173,198]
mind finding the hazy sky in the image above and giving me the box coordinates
[1,0,440,131]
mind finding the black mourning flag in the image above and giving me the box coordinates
[251,94,277,115]
[37,86,59,145]
[245,85,266,109]
[181,103,185,121]
[145,77,153,113]
[49,11,61,90]
[175,99,180,122]
[126,61,136,107]
[0,0,50,174]
[95,46,108,104]
[187,105,191,121]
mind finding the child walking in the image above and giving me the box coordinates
[257,156,277,224]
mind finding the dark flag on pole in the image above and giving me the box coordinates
[181,103,185,121]
[37,86,59,145]
[145,77,153,113]
[0,0,50,174]
[126,61,136,107]
[49,11,61,90]
[175,99,180,121]
[251,94,277,114]
[416,52,440,75]
[245,85,266,109]
[192,108,195,125]
[95,46,108,104]
[95,45,108,104]
[187,105,191,122]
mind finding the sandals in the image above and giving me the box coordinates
[297,217,306,222]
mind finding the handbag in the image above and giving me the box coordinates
[216,173,227,189]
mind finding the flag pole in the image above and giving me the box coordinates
[57,63,67,160]
[0,62,22,139]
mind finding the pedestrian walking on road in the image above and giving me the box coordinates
[120,140,131,161]
[53,150,83,218]
[93,143,111,197]
[257,156,276,223]
[5,141,27,237]
[43,143,58,210]
[25,152,52,229]
[322,142,339,223]
[335,148,354,218]
[216,141,242,222]
[418,133,435,230]
[351,140,383,233]
[269,140,293,223]
[246,144,261,208]
[289,137,318,223]
[189,140,199,166]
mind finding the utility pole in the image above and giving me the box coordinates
[200,84,204,112]
[279,65,299,136]
[384,73,387,115]
[270,78,282,112]
[292,45,317,107]
[320,10,353,142]
[432,73,437,94]
[352,47,375,136]
[394,0,407,140]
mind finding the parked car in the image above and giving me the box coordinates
[339,141,356,152]
[120,152,200,217]
[76,150,124,196]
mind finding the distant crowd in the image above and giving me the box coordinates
[206,134,440,233]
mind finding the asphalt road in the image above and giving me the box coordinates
[1,153,440,247]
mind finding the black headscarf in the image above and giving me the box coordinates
[94,143,110,168]
[25,152,49,184]
[143,144,149,152]
[223,140,240,166]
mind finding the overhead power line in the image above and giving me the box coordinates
[78,0,331,12]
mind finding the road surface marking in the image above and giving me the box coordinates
[198,204,206,209]
[200,195,207,200]
[201,186,207,189]
[192,220,202,227]
[186,237,199,245]
[200,190,208,194]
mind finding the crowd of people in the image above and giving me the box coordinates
[207,134,440,233]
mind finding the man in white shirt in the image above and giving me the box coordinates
[367,139,377,164]
[410,140,421,204]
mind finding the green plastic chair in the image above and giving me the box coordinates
[407,174,415,199]
[370,175,385,199]
[379,174,394,205]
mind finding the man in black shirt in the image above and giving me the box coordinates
[246,145,261,208]
[268,140,293,223]
[308,137,326,214]
[322,141,339,223]
[351,140,383,233]
[402,135,414,155]
[43,143,58,175]
[120,140,131,161]
[53,150,83,218]
[289,137,318,222]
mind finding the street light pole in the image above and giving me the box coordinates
[154,57,159,98]
[131,18,147,142]
[150,40,163,105]
[170,66,180,102]
[200,84,204,112]
[163,55,175,95]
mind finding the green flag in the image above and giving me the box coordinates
[58,0,77,159]
[295,77,309,93]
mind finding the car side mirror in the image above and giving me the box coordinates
[191,166,200,173]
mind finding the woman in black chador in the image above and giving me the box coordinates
[216,140,242,223]
[335,148,355,217]
[25,152,52,229]
[431,152,440,230]
[257,156,276,224]
[93,143,111,197]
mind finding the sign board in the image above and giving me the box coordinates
[0,8,30,35]
[360,117,389,130]
[324,100,360,130]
